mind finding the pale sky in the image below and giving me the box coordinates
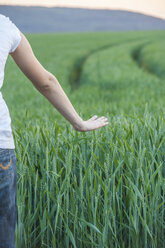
[0,0,165,20]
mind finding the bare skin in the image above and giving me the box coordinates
[10,33,109,132]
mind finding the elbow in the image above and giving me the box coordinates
[38,74,58,92]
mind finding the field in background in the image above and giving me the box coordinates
[2,30,165,247]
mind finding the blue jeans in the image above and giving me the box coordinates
[0,149,17,248]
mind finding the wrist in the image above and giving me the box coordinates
[72,117,84,131]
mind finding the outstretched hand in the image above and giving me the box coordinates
[73,115,109,132]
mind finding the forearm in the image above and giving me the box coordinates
[37,75,83,129]
[11,32,108,132]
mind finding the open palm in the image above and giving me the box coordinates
[73,115,109,132]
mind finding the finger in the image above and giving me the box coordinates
[103,122,109,126]
[97,116,107,119]
[88,115,98,121]
[96,116,108,121]
[100,121,109,126]
[94,119,109,128]
[93,122,109,131]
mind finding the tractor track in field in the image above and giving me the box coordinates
[69,43,116,90]
[131,42,163,79]
[131,42,153,75]
[69,38,153,91]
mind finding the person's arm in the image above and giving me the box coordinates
[10,32,109,131]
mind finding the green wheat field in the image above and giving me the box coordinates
[2,30,165,248]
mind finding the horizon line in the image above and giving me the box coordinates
[0,3,165,20]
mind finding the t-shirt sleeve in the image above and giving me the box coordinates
[9,19,22,53]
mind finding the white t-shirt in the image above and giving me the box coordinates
[0,14,21,149]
